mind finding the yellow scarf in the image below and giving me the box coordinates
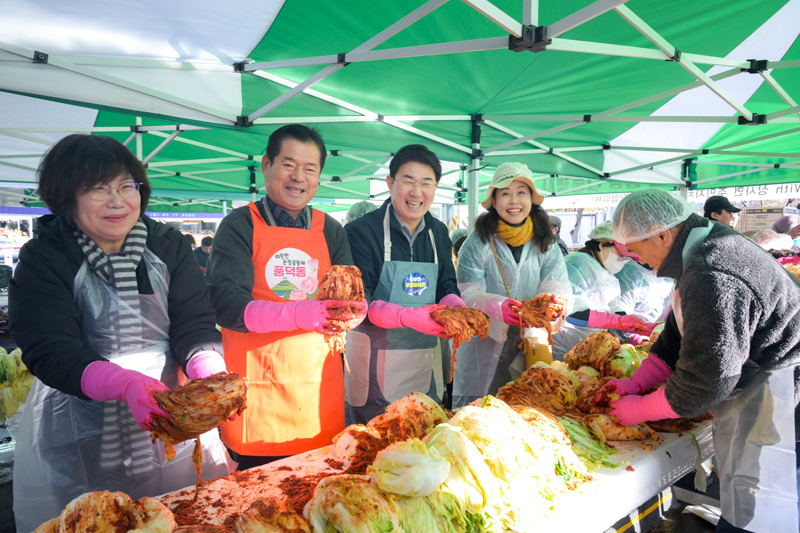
[496,217,533,247]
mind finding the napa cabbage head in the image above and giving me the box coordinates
[368,438,450,497]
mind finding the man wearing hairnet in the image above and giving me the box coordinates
[343,200,378,226]
[606,189,800,533]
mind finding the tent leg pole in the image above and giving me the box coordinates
[135,117,143,161]
[467,116,483,232]
[222,200,228,217]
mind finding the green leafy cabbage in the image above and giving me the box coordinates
[558,417,620,469]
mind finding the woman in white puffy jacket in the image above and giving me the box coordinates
[452,163,572,408]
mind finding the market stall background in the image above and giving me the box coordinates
[0,0,799,224]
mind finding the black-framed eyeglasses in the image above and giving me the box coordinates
[84,181,139,201]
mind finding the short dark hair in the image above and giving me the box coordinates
[201,236,213,247]
[389,144,442,182]
[704,208,724,219]
[37,134,151,225]
[184,233,196,246]
[266,124,326,170]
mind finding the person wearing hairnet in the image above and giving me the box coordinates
[343,200,378,226]
[452,162,572,408]
[450,227,468,266]
[605,189,800,533]
[552,221,655,360]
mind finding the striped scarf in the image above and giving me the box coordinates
[74,219,154,477]
[73,219,148,353]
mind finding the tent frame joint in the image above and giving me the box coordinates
[232,59,254,73]
[602,144,610,151]
[666,49,681,62]
[738,113,767,125]
[236,116,253,127]
[331,176,341,182]
[32,50,48,64]
[337,53,351,66]
[472,148,484,160]
[509,25,550,53]
[702,149,709,154]
[743,59,768,74]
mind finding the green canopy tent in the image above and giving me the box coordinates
[1,0,799,223]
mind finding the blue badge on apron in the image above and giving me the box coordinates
[403,273,429,296]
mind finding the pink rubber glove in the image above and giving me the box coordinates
[599,353,673,401]
[186,351,227,381]
[608,386,679,426]
[628,334,647,346]
[439,293,467,308]
[368,300,448,337]
[588,310,649,334]
[81,361,169,431]
[501,298,523,327]
[244,299,364,334]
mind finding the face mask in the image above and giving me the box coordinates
[602,249,627,275]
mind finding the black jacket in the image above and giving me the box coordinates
[346,199,460,313]
[651,214,800,438]
[9,214,222,400]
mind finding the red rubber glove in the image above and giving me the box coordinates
[368,301,448,337]
[588,310,649,334]
[186,352,227,381]
[501,298,522,327]
[81,361,169,431]
[608,386,679,426]
[598,353,673,401]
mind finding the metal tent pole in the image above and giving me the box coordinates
[468,116,483,230]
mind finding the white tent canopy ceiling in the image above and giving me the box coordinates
[1,0,799,221]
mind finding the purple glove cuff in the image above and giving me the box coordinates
[186,351,227,381]
[439,293,466,308]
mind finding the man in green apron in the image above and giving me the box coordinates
[345,144,465,424]
[604,189,800,533]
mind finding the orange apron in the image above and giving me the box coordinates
[220,202,344,456]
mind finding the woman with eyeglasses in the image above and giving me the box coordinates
[10,134,232,531]
[451,162,573,408]
[552,221,657,360]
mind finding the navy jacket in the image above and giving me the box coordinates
[345,199,460,315]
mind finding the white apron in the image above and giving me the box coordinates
[671,224,798,532]
[13,248,232,533]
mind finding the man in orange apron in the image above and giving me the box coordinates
[206,125,367,470]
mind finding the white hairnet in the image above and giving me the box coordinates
[742,228,795,252]
[450,228,468,245]
[588,221,614,242]
[612,190,696,244]
[344,200,378,225]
